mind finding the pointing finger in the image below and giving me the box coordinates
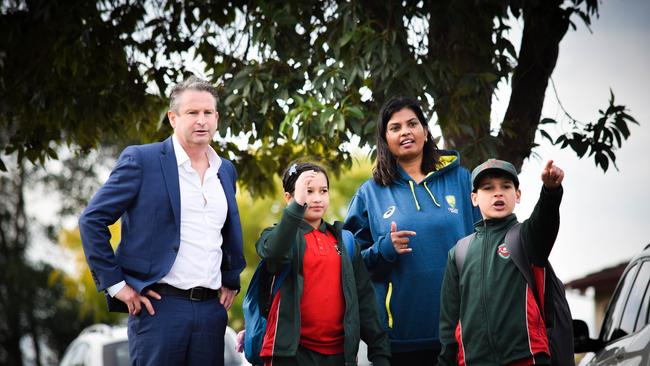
[543,160,554,178]
[395,230,417,237]
[544,160,554,171]
[391,221,397,233]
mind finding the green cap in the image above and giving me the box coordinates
[471,158,519,191]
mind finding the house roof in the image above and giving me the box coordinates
[565,262,629,292]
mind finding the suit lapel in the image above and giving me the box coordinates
[160,137,181,227]
[218,163,235,214]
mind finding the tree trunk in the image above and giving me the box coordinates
[426,0,499,169]
[0,162,29,366]
[497,1,570,171]
[1,338,23,366]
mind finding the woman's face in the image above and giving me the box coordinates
[384,107,427,162]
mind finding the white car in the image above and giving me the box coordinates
[59,324,250,366]
[575,243,650,365]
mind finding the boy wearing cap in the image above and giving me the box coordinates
[437,159,564,366]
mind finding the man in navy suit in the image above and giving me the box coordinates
[79,76,246,366]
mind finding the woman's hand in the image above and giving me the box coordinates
[390,221,415,254]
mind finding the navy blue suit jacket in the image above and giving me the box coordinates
[79,137,246,312]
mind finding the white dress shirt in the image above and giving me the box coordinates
[108,135,228,296]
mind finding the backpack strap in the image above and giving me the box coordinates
[503,223,542,305]
[341,229,356,262]
[454,233,476,274]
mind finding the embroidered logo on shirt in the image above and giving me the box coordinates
[445,195,458,214]
[497,243,510,259]
[383,205,396,219]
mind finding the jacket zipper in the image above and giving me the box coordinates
[481,221,498,363]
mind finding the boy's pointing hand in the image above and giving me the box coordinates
[541,160,564,190]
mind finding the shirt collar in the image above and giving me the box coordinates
[300,220,328,233]
[171,134,222,171]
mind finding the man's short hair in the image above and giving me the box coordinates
[169,76,219,112]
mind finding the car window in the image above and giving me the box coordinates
[619,260,650,335]
[634,261,650,331]
[602,263,639,341]
[103,340,130,366]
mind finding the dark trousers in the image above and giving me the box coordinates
[391,349,439,366]
[127,295,227,366]
[266,345,345,366]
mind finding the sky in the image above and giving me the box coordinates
[506,0,650,282]
[497,0,650,332]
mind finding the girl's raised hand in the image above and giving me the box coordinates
[293,170,317,205]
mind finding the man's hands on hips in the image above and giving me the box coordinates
[115,284,161,316]
[116,283,236,313]
[220,287,237,310]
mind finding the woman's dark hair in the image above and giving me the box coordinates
[373,96,440,186]
[282,162,330,195]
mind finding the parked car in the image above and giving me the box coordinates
[59,324,250,366]
[574,243,650,365]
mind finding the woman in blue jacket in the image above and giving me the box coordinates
[344,96,480,365]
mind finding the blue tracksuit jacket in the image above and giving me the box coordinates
[344,151,480,352]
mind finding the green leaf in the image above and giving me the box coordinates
[347,106,364,119]
[255,79,264,93]
[612,129,622,147]
[261,99,270,114]
[613,117,631,139]
[225,94,240,106]
[335,112,345,131]
[340,31,354,47]
[539,129,553,143]
[595,152,609,172]
[540,118,557,125]
[46,147,59,160]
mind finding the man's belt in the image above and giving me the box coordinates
[149,283,220,301]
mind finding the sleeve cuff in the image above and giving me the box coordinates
[369,356,391,366]
[285,200,307,219]
[107,281,126,297]
[378,235,398,262]
[542,184,563,196]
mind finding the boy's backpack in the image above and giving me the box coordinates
[454,223,574,366]
[242,229,357,365]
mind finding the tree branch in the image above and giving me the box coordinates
[497,0,570,171]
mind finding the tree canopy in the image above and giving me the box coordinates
[1,0,639,197]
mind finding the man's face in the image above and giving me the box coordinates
[471,176,521,220]
[168,90,218,150]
